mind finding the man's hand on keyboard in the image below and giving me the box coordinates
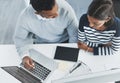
[22,56,35,70]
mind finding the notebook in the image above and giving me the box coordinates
[1,49,58,83]
[54,46,79,62]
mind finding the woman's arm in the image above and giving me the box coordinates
[77,41,93,52]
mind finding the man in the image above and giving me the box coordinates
[14,0,78,69]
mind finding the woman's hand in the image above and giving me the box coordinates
[77,42,93,52]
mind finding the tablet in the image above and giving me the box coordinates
[54,46,79,62]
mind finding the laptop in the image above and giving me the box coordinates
[1,49,58,83]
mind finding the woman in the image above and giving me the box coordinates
[78,0,120,55]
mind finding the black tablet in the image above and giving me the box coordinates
[54,46,79,62]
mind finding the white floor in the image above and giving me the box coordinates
[0,0,29,44]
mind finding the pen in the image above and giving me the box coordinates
[69,62,81,73]
[110,67,120,70]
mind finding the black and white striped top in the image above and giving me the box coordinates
[78,14,120,55]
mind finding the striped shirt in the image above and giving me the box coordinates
[78,14,120,55]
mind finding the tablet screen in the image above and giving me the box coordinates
[54,46,79,62]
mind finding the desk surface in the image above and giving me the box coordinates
[0,43,120,83]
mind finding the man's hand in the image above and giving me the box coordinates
[22,56,35,70]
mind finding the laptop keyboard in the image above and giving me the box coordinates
[27,60,51,81]
[1,66,42,83]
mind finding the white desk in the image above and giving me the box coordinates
[0,43,120,83]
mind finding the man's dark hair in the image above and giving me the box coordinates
[87,0,115,27]
[30,0,55,12]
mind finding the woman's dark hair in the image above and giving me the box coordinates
[30,0,55,12]
[87,0,115,27]
[112,0,120,18]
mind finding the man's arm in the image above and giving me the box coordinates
[14,22,33,58]
[65,1,79,43]
[13,16,34,69]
